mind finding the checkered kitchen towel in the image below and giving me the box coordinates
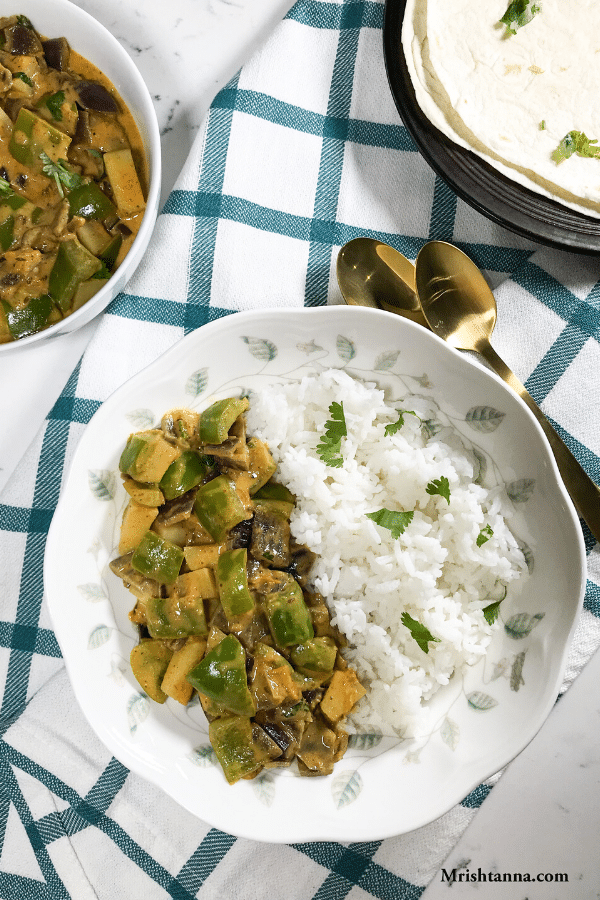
[2,0,600,897]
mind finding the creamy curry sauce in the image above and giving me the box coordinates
[0,15,148,342]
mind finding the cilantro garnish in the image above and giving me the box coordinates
[40,153,85,197]
[385,409,421,437]
[45,90,65,121]
[92,261,111,280]
[366,507,414,538]
[477,524,494,547]
[499,0,541,38]
[316,401,347,467]
[13,72,33,87]
[16,15,33,28]
[0,177,16,199]
[426,476,450,504]
[551,131,600,165]
[482,600,503,626]
[401,612,440,654]
[539,120,546,131]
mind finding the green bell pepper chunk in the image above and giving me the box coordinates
[194,474,248,542]
[131,530,184,584]
[130,639,173,703]
[122,477,164,507]
[0,216,14,251]
[186,633,255,716]
[159,450,211,501]
[0,194,27,212]
[253,481,295,504]
[1,294,53,340]
[119,431,180,483]
[145,595,207,639]
[9,107,71,171]
[68,181,117,221]
[253,498,294,520]
[264,575,314,648]
[209,716,260,784]
[199,397,249,444]
[290,636,337,676]
[0,198,43,251]
[245,436,277,495]
[216,548,254,620]
[100,233,122,270]
[49,238,102,311]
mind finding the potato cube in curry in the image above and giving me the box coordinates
[320,669,367,724]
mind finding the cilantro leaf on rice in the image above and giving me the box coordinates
[316,401,346,467]
[366,507,414,538]
[401,612,441,654]
[426,476,450,504]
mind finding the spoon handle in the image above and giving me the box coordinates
[480,342,600,541]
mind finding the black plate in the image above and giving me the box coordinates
[383,0,600,254]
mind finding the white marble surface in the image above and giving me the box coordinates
[422,647,600,898]
[74,0,296,208]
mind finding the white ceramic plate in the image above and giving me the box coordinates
[44,306,586,842]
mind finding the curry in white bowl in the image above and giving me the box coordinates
[0,14,147,342]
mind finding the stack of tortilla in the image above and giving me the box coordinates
[402,0,600,217]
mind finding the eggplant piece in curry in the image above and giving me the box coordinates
[110,397,367,784]
[0,15,147,342]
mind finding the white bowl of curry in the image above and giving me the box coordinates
[0,1,160,350]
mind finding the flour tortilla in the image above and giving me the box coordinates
[402,0,600,218]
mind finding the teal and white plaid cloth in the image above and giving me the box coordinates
[2,0,600,896]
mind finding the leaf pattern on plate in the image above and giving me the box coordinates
[414,373,432,388]
[491,658,510,681]
[126,408,155,429]
[186,367,209,397]
[332,769,363,809]
[88,469,116,501]
[77,582,108,603]
[403,748,422,764]
[504,612,545,639]
[510,651,526,691]
[440,717,460,750]
[466,406,506,433]
[336,334,355,362]
[472,447,487,485]
[506,478,535,503]
[252,771,276,806]
[347,732,383,751]
[297,340,323,354]
[88,624,110,650]
[188,745,217,767]
[374,350,400,371]
[109,654,127,685]
[467,691,498,711]
[127,693,149,735]
[517,539,535,573]
[422,418,443,439]
[241,336,277,362]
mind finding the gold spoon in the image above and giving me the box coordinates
[415,239,600,541]
[336,237,429,328]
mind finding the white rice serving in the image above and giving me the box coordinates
[246,369,527,738]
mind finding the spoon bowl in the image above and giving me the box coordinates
[336,238,429,327]
[415,240,600,542]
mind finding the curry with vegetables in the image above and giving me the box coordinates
[0,14,147,342]
[109,397,366,784]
